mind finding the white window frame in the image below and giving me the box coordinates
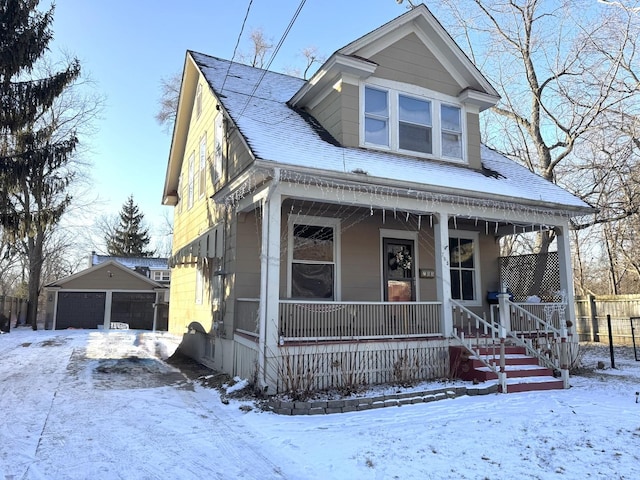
[199,132,207,198]
[449,230,481,306]
[187,152,195,209]
[195,267,204,305]
[214,113,224,184]
[153,271,170,282]
[195,83,203,118]
[287,215,341,301]
[360,79,466,163]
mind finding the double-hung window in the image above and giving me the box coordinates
[288,216,340,300]
[449,233,480,303]
[199,133,207,198]
[362,82,463,161]
[187,152,195,209]
[364,86,389,147]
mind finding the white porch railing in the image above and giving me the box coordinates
[451,296,571,391]
[279,300,442,341]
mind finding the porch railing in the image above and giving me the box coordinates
[451,297,570,377]
[279,300,442,341]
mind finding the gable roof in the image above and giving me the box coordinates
[290,4,499,110]
[179,52,591,215]
[45,260,164,289]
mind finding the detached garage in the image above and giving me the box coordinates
[44,260,168,330]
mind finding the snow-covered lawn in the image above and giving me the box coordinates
[1,328,639,479]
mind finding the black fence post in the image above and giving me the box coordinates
[607,314,615,369]
[631,317,639,362]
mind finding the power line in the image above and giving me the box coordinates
[236,0,307,119]
[220,0,254,94]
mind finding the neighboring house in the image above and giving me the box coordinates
[90,252,171,285]
[162,5,593,394]
[44,260,169,331]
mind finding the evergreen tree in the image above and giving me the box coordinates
[0,0,81,329]
[106,196,154,257]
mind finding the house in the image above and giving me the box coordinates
[44,260,169,331]
[89,252,171,285]
[162,5,593,394]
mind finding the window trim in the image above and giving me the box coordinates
[287,215,341,301]
[360,79,466,163]
[214,113,224,184]
[195,83,203,118]
[199,132,207,199]
[187,152,195,209]
[449,230,481,306]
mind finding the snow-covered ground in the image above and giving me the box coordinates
[1,328,639,479]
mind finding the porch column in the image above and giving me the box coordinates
[556,221,577,334]
[257,175,281,394]
[434,213,453,336]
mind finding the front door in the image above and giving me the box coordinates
[383,238,415,302]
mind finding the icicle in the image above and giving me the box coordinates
[382,209,386,224]
[430,215,433,227]
[418,215,421,230]
[485,221,489,236]
[475,218,478,226]
[406,212,409,222]
[453,217,457,229]
[513,224,516,235]
[495,222,499,234]
[394,208,397,219]
[370,206,374,216]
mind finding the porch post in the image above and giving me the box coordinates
[257,174,281,394]
[556,221,577,334]
[556,220,575,387]
[434,213,453,336]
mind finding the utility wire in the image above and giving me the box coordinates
[220,0,254,94]
[236,0,307,119]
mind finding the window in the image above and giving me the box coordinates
[399,94,432,154]
[187,152,194,209]
[195,267,204,305]
[449,233,479,303]
[199,133,207,198]
[288,216,340,300]
[441,104,462,159]
[153,271,170,282]
[195,83,203,118]
[362,82,463,160]
[364,86,389,146]
[214,113,223,183]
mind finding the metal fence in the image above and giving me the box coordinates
[0,295,28,332]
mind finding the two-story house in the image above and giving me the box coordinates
[162,5,593,395]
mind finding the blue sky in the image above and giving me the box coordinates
[47,0,410,253]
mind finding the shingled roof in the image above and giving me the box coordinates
[191,51,592,215]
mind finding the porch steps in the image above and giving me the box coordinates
[449,345,564,393]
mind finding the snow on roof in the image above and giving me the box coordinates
[92,254,168,270]
[192,52,591,214]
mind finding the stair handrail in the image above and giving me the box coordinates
[451,300,507,392]
[501,298,570,386]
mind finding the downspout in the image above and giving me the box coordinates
[258,168,280,388]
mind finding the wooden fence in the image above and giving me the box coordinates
[0,295,28,332]
[575,294,640,345]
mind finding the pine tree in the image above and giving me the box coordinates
[0,0,81,329]
[106,196,154,257]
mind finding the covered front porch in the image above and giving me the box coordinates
[225,168,578,394]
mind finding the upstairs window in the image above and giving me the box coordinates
[362,82,464,161]
[187,152,195,209]
[364,86,389,147]
[199,133,207,198]
[399,95,432,154]
[195,83,203,118]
